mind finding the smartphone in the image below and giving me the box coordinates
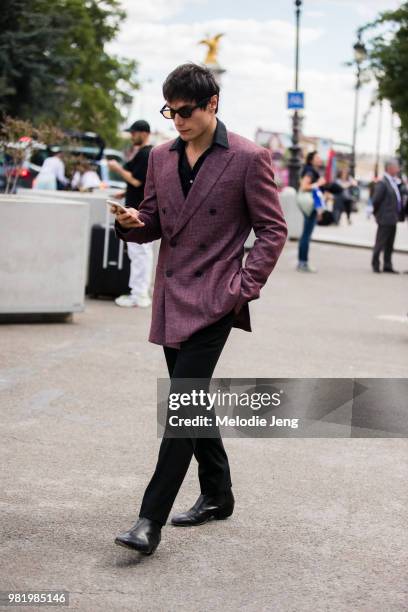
[106,198,128,214]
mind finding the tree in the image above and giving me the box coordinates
[0,115,74,193]
[363,2,408,170]
[0,0,138,145]
[0,0,70,119]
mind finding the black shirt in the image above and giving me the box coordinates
[169,119,229,198]
[301,164,320,184]
[124,144,153,208]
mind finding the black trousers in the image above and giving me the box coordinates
[372,224,397,269]
[139,311,234,526]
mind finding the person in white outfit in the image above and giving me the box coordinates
[34,151,69,190]
[108,120,153,308]
[71,161,101,191]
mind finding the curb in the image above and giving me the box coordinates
[288,236,408,255]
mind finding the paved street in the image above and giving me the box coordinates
[313,207,408,253]
[1,241,407,611]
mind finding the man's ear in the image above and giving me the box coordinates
[210,94,218,113]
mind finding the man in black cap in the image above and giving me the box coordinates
[108,120,154,308]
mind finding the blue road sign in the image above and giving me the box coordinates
[287,91,304,110]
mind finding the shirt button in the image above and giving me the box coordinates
[194,270,203,277]
[162,207,166,214]
[166,270,173,278]
[190,179,194,183]
[170,238,177,247]
[209,208,217,215]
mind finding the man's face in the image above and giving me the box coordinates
[130,131,146,146]
[167,95,218,142]
[387,163,400,177]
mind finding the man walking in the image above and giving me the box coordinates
[112,63,288,555]
[371,158,405,273]
[108,120,153,307]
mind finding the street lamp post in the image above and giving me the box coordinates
[350,29,367,178]
[288,0,303,191]
[374,99,383,177]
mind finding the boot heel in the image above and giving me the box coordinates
[214,505,234,520]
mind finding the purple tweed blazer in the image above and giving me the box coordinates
[115,127,288,348]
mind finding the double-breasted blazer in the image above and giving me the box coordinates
[115,123,288,348]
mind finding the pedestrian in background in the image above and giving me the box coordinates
[71,161,101,192]
[108,120,153,308]
[371,158,405,274]
[297,151,326,272]
[33,150,69,190]
[333,167,358,225]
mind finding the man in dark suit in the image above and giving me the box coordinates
[111,63,288,555]
[371,158,405,273]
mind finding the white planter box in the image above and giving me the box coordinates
[0,195,89,314]
[244,187,303,249]
[280,187,303,240]
[18,188,121,285]
[18,187,114,227]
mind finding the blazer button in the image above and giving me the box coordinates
[199,243,206,250]
[170,238,177,247]
[209,208,217,215]
[166,270,173,278]
[194,270,203,277]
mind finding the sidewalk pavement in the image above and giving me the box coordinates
[1,242,407,611]
[312,208,408,253]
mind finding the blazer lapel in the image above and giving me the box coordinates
[161,150,185,233]
[171,147,235,238]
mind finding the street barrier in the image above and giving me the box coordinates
[0,194,89,317]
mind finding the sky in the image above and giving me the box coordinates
[109,0,402,155]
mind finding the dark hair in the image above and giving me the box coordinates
[306,150,318,165]
[162,63,220,112]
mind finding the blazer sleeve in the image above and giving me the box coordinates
[115,149,162,244]
[371,181,386,215]
[235,147,288,312]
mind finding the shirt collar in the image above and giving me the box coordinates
[384,172,400,184]
[169,119,229,151]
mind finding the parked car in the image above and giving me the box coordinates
[97,148,126,190]
[0,153,7,192]
[0,143,32,192]
[11,131,126,190]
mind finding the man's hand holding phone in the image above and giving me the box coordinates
[115,207,145,229]
[107,199,145,228]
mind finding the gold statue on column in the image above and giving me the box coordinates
[199,33,224,66]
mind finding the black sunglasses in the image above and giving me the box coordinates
[160,96,214,120]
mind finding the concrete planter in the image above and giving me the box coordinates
[244,187,303,249]
[18,188,123,286]
[280,187,303,240]
[0,195,89,316]
[19,187,115,227]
